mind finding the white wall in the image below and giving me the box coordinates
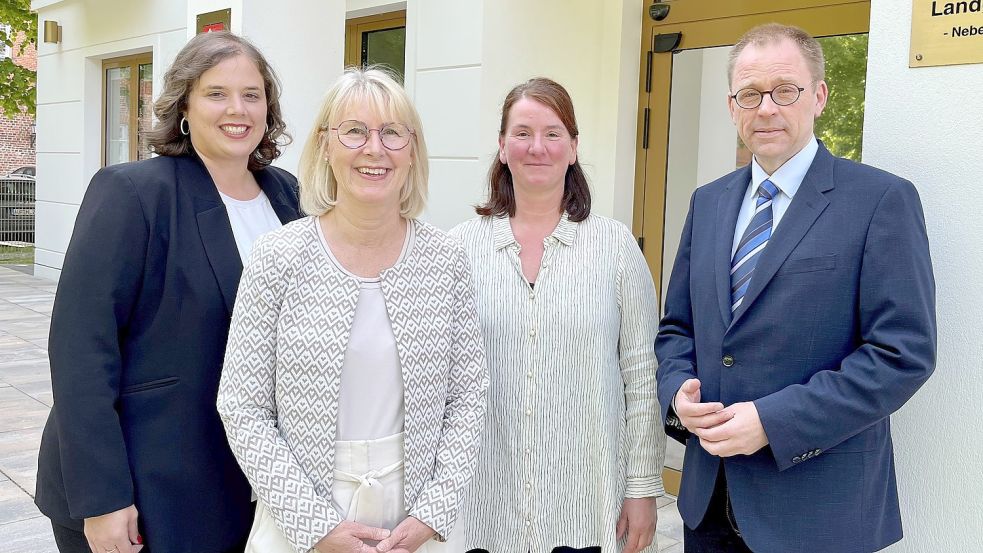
[346,0,405,19]
[405,0,485,230]
[32,0,187,280]
[238,0,345,175]
[475,0,644,227]
[865,1,983,551]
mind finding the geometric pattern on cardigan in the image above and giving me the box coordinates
[218,216,488,552]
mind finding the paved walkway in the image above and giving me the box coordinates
[0,265,685,551]
[0,266,57,551]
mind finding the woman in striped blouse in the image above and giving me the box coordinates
[451,78,667,553]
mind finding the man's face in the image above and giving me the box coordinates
[728,38,828,174]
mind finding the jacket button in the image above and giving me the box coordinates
[722,355,735,367]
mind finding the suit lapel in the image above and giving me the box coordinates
[729,144,835,328]
[256,167,301,224]
[715,165,752,327]
[180,156,243,316]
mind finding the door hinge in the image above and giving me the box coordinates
[642,107,650,150]
[645,50,653,93]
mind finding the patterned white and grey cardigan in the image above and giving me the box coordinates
[217,216,488,553]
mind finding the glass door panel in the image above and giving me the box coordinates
[364,27,406,82]
[137,62,154,161]
[105,66,131,167]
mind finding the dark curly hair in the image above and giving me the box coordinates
[476,77,591,222]
[145,31,290,170]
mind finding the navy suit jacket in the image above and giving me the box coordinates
[656,143,936,553]
[36,154,301,552]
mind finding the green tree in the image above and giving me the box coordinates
[814,34,868,161]
[0,0,37,118]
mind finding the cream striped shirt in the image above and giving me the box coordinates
[450,213,665,553]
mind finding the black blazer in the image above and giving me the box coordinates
[35,154,301,552]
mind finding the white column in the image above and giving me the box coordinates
[239,0,345,175]
[405,0,484,230]
[864,1,983,551]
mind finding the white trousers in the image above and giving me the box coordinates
[245,432,459,553]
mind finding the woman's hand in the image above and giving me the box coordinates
[616,497,658,553]
[374,516,436,553]
[83,505,143,553]
[314,520,390,553]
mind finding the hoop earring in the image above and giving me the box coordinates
[180,117,190,136]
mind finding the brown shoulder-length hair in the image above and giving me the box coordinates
[145,31,290,171]
[475,77,591,222]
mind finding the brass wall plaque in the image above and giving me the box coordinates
[196,9,232,34]
[910,0,983,67]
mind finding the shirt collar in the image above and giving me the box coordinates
[750,135,818,200]
[492,211,578,251]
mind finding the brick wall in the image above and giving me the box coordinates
[0,29,36,176]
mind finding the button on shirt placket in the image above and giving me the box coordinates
[518,237,557,552]
[506,241,540,550]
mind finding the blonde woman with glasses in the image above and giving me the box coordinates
[218,67,487,553]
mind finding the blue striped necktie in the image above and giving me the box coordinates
[731,179,779,312]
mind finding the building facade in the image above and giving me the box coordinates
[0,27,37,176]
[29,1,983,552]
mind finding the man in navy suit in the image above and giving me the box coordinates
[656,24,936,553]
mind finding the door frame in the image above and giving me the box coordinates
[631,0,871,496]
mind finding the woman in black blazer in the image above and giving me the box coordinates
[34,31,301,553]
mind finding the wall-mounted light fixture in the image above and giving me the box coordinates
[43,20,62,44]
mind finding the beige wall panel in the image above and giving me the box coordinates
[423,159,484,230]
[414,67,482,159]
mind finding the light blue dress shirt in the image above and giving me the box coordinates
[732,136,819,257]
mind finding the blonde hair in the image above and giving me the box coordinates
[298,67,428,218]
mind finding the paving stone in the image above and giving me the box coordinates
[0,357,50,385]
[661,541,684,553]
[0,426,43,457]
[0,514,57,553]
[657,532,680,551]
[0,388,49,432]
[0,449,39,499]
[0,480,41,526]
[0,342,47,364]
[7,375,52,407]
[658,497,684,545]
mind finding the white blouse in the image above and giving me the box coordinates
[450,213,666,553]
[219,189,282,263]
[317,221,415,441]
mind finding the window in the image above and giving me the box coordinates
[345,11,406,82]
[1,24,12,60]
[102,53,153,166]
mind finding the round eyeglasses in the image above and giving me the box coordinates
[730,83,805,109]
[329,120,414,150]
